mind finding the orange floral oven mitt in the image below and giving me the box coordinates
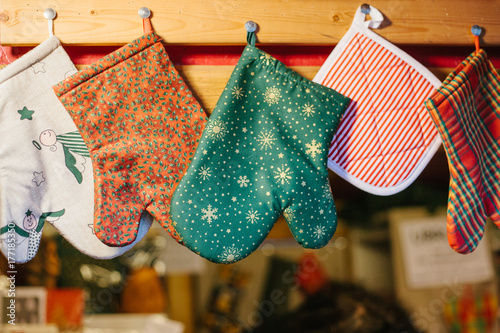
[54,33,207,246]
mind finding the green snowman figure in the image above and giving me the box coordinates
[1,209,65,261]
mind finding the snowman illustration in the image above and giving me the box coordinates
[39,129,90,184]
[0,209,65,261]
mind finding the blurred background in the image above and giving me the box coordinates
[2,162,500,333]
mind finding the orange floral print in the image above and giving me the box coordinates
[54,33,207,246]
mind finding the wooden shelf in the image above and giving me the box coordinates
[1,0,500,46]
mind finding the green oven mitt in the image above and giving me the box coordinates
[171,26,350,263]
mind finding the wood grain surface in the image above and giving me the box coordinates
[1,0,499,46]
[0,63,458,113]
[177,65,453,114]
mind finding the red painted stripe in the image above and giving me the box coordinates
[1,43,499,67]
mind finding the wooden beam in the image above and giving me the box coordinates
[178,65,320,113]
[177,65,453,114]
[0,63,458,113]
[1,0,499,46]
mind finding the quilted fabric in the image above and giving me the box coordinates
[313,5,442,195]
[0,36,152,263]
[425,49,500,254]
[170,33,350,263]
[54,32,207,246]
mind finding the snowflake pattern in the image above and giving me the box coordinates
[283,207,295,223]
[246,209,260,224]
[263,87,281,105]
[257,130,277,150]
[313,225,327,239]
[323,182,332,199]
[198,166,212,180]
[305,139,321,158]
[207,119,228,141]
[201,204,219,224]
[259,53,275,66]
[169,44,349,264]
[237,175,250,187]
[301,103,316,117]
[232,85,244,99]
[274,165,292,185]
[218,246,242,263]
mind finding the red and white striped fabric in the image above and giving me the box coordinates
[314,5,442,195]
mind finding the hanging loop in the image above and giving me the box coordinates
[471,25,482,54]
[354,4,383,29]
[245,21,257,46]
[44,8,56,37]
[138,7,153,34]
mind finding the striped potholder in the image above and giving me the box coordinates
[314,5,442,195]
[425,49,500,254]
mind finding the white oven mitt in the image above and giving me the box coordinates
[313,5,442,195]
[0,36,152,263]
